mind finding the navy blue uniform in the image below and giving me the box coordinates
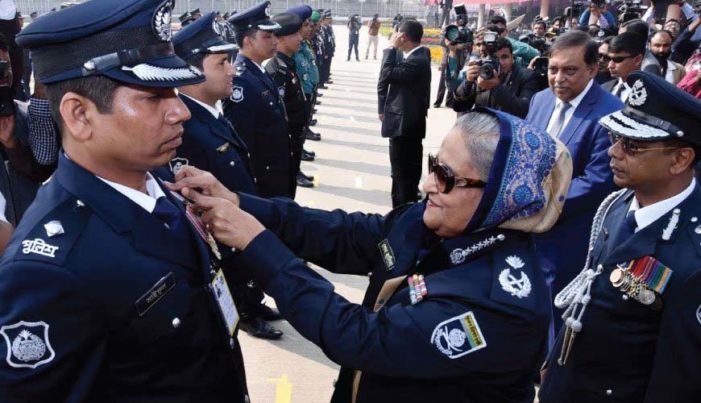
[540,187,701,403]
[223,54,293,198]
[175,95,257,195]
[0,155,248,402]
[235,194,550,403]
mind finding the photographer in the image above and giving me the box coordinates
[488,16,540,68]
[671,2,701,64]
[347,14,361,61]
[0,33,57,225]
[454,37,540,118]
[434,9,468,108]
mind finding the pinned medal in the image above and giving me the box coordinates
[610,257,672,307]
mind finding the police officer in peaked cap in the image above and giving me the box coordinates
[223,2,296,199]
[0,0,250,401]
[540,71,701,402]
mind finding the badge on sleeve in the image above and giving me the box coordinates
[1,321,56,369]
[211,270,239,336]
[231,86,244,103]
[430,311,487,359]
[378,239,395,271]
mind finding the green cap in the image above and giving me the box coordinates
[311,10,321,23]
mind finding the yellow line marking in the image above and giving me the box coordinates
[269,374,293,403]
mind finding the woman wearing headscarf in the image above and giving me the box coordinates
[169,108,573,403]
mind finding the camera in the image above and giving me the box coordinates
[443,5,473,45]
[566,2,588,18]
[613,0,649,23]
[476,31,500,80]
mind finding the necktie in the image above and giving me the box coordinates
[153,196,184,233]
[610,211,637,248]
[550,101,572,138]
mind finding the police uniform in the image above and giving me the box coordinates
[230,108,568,403]
[223,2,295,199]
[265,13,309,196]
[540,72,701,402]
[319,10,335,85]
[172,10,282,340]
[0,1,248,401]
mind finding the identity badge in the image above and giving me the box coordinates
[211,270,239,336]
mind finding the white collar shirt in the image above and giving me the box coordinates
[628,178,696,232]
[403,45,422,59]
[612,78,631,102]
[98,173,165,213]
[181,93,223,119]
[546,79,593,136]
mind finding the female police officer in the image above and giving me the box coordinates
[171,108,572,403]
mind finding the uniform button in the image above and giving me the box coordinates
[229,337,236,349]
[172,317,181,328]
[290,152,293,156]
[266,165,270,170]
[229,161,235,167]
[269,102,273,106]
[606,389,612,396]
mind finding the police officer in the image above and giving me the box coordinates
[288,5,321,144]
[171,108,573,403]
[319,9,335,86]
[223,2,295,199]
[540,71,701,402]
[172,11,283,340]
[265,13,313,190]
[0,0,249,401]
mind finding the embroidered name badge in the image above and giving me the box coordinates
[135,273,176,316]
[1,321,56,369]
[21,238,59,258]
[430,311,487,359]
[378,239,395,271]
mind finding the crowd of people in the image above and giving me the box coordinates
[0,0,699,402]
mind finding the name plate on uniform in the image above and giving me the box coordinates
[211,270,239,336]
[135,272,176,316]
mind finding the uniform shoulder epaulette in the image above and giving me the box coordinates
[8,197,92,267]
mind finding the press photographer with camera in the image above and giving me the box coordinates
[347,13,361,61]
[434,7,469,108]
[579,0,617,29]
[453,34,540,118]
[489,16,540,67]
[0,33,57,226]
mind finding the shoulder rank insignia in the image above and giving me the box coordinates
[430,311,487,359]
[498,255,532,299]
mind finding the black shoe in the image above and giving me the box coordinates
[309,119,318,126]
[433,104,441,108]
[312,108,318,113]
[299,170,314,181]
[305,130,321,141]
[319,85,328,90]
[259,304,282,321]
[301,150,315,161]
[239,317,283,339]
[314,100,322,105]
[303,148,316,157]
[326,80,334,84]
[317,93,323,97]
[297,173,314,187]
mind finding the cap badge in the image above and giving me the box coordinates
[153,0,174,42]
[265,5,272,17]
[628,79,648,107]
[122,64,201,82]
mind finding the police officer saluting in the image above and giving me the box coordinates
[223,2,295,199]
[266,13,313,191]
[540,71,701,402]
[0,0,249,401]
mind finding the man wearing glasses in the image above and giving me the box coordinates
[540,71,701,403]
[526,30,623,333]
[168,108,572,403]
[601,32,645,102]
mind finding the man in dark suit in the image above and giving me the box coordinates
[378,19,431,207]
[601,32,644,102]
[173,11,283,340]
[540,71,701,403]
[0,0,249,400]
[454,37,541,118]
[526,31,623,332]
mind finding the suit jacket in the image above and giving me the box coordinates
[0,154,248,402]
[600,78,617,93]
[666,60,686,85]
[540,186,701,403]
[526,82,622,292]
[176,95,257,196]
[378,47,431,139]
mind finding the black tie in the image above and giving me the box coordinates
[611,211,637,247]
[153,196,184,234]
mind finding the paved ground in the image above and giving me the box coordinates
[240,26,458,403]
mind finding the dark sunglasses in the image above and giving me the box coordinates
[608,133,678,155]
[608,54,635,63]
[428,154,486,193]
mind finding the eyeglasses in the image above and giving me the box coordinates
[609,133,679,155]
[428,154,486,193]
[598,53,611,62]
[608,54,635,63]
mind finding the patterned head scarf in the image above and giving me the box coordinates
[464,108,573,234]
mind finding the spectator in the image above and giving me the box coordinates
[366,14,380,59]
[602,32,645,101]
[650,30,686,84]
[596,36,613,84]
[347,14,361,61]
[489,15,540,67]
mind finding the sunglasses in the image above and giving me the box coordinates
[428,154,486,193]
[609,133,679,155]
[608,54,635,63]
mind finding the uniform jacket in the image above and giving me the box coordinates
[378,47,432,138]
[236,195,551,403]
[294,41,319,94]
[540,185,701,403]
[526,83,622,292]
[176,94,257,195]
[0,155,248,402]
[223,54,293,198]
[266,53,308,137]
